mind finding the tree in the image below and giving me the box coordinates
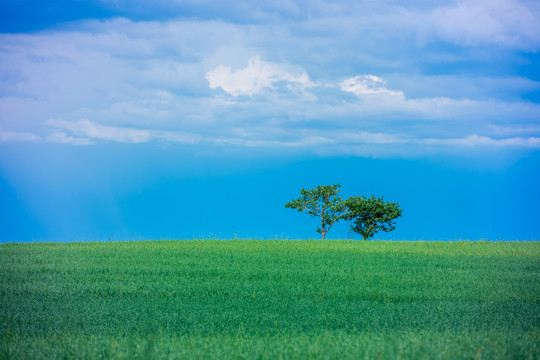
[285,184,347,239]
[345,196,402,240]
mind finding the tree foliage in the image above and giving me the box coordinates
[284,184,347,239]
[345,195,403,240]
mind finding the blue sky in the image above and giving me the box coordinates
[1,0,539,241]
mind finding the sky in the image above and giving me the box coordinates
[0,0,539,242]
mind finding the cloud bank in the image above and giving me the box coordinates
[206,56,313,96]
[0,0,539,157]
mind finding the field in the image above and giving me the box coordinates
[1,240,539,359]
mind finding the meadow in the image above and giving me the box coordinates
[1,240,539,359]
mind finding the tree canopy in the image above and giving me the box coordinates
[284,184,347,240]
[345,195,403,240]
[285,185,403,240]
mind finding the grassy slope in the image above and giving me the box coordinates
[1,240,539,359]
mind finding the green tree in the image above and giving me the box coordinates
[345,195,403,240]
[285,184,347,239]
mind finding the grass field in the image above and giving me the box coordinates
[1,240,539,359]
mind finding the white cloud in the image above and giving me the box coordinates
[329,0,540,51]
[45,119,152,143]
[3,117,540,157]
[0,126,92,145]
[0,128,41,142]
[42,119,205,145]
[45,131,94,146]
[424,134,540,148]
[385,74,540,101]
[206,56,314,96]
[430,0,540,50]
[335,74,540,132]
[488,124,540,137]
[333,131,405,144]
[208,135,335,148]
[340,75,404,97]
[77,0,540,51]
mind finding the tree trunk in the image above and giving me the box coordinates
[321,231,326,240]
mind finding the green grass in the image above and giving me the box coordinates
[1,240,539,359]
